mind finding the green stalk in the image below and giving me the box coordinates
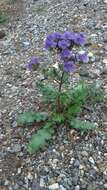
[56,71,65,112]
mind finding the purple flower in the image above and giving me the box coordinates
[58,40,71,49]
[47,32,62,41]
[78,53,89,63]
[64,61,76,72]
[27,57,40,70]
[62,31,76,41]
[74,33,86,45]
[45,39,57,49]
[60,49,71,60]
[45,32,63,49]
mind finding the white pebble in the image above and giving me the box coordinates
[40,178,45,187]
[70,157,75,164]
[17,168,21,174]
[89,157,95,165]
[104,183,107,188]
[48,183,59,190]
[59,185,66,190]
[75,185,80,190]
[103,0,107,3]
[88,52,94,57]
[103,58,107,64]
[27,172,33,180]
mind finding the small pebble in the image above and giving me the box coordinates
[89,157,95,165]
[103,59,107,64]
[40,178,45,187]
[59,185,66,190]
[104,183,107,189]
[74,160,80,168]
[75,185,80,190]
[48,183,59,190]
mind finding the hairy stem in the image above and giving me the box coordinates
[56,71,64,112]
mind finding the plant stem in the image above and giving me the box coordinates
[56,71,64,112]
[58,71,64,92]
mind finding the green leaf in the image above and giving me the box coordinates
[70,82,103,105]
[28,123,54,153]
[70,82,88,104]
[36,81,58,103]
[51,112,64,124]
[87,84,103,103]
[59,82,88,109]
[67,104,81,117]
[70,119,96,131]
[34,112,48,122]
[0,12,7,23]
[17,112,48,125]
[60,93,70,106]
[62,72,70,84]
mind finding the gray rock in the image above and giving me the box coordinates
[32,182,41,190]
[89,169,96,179]
[80,181,87,189]
[11,185,18,190]
[79,68,89,77]
[103,170,107,181]
[72,177,78,186]
[104,183,107,189]
[17,180,24,186]
[87,183,96,190]
[12,121,17,128]
[104,45,107,51]
[81,151,88,157]
[67,178,73,186]
[101,66,107,74]
[74,160,80,168]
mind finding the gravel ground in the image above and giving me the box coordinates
[0,0,107,190]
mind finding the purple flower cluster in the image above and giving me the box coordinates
[45,31,86,50]
[45,31,89,72]
[27,57,40,70]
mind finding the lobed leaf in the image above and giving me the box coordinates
[28,123,54,153]
[17,111,48,125]
[36,81,58,103]
[70,118,96,131]
[51,112,65,124]
[70,82,88,104]
[67,104,81,118]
